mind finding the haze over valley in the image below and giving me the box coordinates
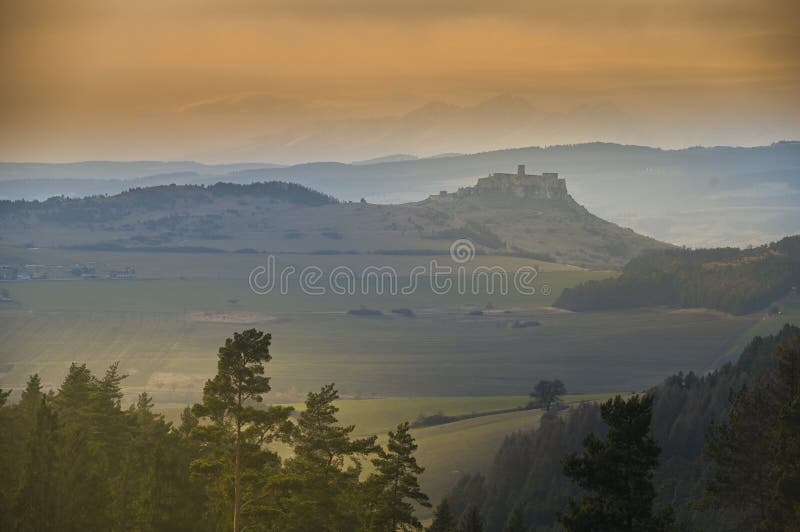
[1,1,799,530]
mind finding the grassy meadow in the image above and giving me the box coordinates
[153,392,616,516]
[719,293,800,364]
[275,394,621,517]
[0,247,757,403]
[0,290,754,403]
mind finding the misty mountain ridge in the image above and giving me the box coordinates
[351,154,419,165]
[175,91,795,163]
[2,141,798,249]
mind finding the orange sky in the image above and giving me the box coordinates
[1,0,798,162]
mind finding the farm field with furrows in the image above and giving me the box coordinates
[0,275,755,404]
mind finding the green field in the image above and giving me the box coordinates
[279,394,621,516]
[0,272,604,313]
[352,394,620,517]
[0,299,754,403]
[0,269,756,404]
[156,392,615,516]
[0,246,588,281]
[402,408,545,515]
[326,394,619,516]
[719,294,800,364]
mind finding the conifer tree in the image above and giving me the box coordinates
[705,335,800,528]
[277,383,378,531]
[367,421,430,530]
[459,505,484,532]
[54,363,120,531]
[428,497,457,532]
[502,506,526,532]
[0,386,12,530]
[18,374,42,414]
[559,394,673,532]
[13,395,58,532]
[191,329,292,532]
[178,405,198,442]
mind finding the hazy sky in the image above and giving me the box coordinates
[1,0,798,162]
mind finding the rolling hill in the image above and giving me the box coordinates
[0,168,667,269]
[3,141,797,249]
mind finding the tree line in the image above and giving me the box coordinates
[0,180,338,226]
[0,329,432,532]
[2,326,798,531]
[447,324,800,531]
[555,235,800,315]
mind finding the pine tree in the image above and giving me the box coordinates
[277,383,378,531]
[178,405,198,441]
[705,334,800,529]
[459,505,484,532]
[770,394,800,529]
[13,395,58,532]
[191,329,292,532]
[13,375,45,489]
[18,374,42,414]
[367,421,430,530]
[53,363,121,531]
[759,336,800,527]
[428,498,456,532]
[0,387,12,531]
[502,506,526,532]
[559,394,673,532]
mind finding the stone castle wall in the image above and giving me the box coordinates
[429,167,568,201]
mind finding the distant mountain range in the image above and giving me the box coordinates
[165,94,795,163]
[1,141,799,248]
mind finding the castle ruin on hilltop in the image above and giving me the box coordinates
[429,165,568,201]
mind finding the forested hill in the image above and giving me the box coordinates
[447,324,800,531]
[554,235,800,314]
[0,180,338,216]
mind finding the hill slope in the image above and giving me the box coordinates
[2,141,798,248]
[0,171,668,269]
[447,324,800,531]
[555,236,800,313]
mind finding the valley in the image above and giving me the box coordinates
[0,275,755,404]
[0,163,792,531]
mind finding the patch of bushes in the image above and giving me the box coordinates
[347,307,384,317]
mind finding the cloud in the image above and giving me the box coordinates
[177,93,301,116]
[0,0,798,161]
[190,0,798,32]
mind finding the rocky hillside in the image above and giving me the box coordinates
[0,170,669,269]
[418,167,667,267]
